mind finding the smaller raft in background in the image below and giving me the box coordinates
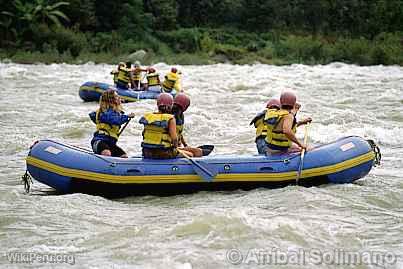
[79,81,176,102]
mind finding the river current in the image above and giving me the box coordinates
[0,62,402,268]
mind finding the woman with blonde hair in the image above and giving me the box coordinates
[89,89,135,157]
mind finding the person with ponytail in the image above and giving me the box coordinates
[89,89,135,157]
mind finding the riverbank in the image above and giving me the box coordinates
[1,30,402,66]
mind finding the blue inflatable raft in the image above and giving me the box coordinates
[25,136,380,196]
[79,81,175,102]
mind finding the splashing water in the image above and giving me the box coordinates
[0,62,402,268]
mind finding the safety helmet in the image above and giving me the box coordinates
[118,62,125,67]
[174,93,190,111]
[134,61,140,67]
[280,91,297,107]
[157,93,173,107]
[171,67,177,73]
[266,98,281,109]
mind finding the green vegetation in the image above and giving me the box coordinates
[1,0,402,65]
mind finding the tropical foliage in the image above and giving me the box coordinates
[0,0,402,65]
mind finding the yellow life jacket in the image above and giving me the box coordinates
[117,67,130,84]
[162,72,178,92]
[250,109,271,141]
[147,72,160,86]
[264,109,294,148]
[133,68,142,81]
[95,110,120,140]
[139,113,174,149]
[111,70,118,83]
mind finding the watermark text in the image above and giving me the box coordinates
[226,248,397,266]
[6,252,75,265]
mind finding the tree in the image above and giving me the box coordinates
[144,0,177,30]
[59,0,96,31]
[176,0,242,27]
[240,0,277,32]
[0,11,18,46]
[119,0,152,38]
[11,0,70,27]
[32,0,70,27]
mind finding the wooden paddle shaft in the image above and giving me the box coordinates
[297,123,310,183]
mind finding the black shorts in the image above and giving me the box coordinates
[142,148,178,159]
[116,81,129,89]
[91,140,127,157]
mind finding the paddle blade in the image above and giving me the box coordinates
[190,159,218,182]
[197,145,214,156]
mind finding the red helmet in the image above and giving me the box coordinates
[266,98,281,109]
[157,93,173,107]
[174,93,190,111]
[280,91,297,107]
[171,67,177,73]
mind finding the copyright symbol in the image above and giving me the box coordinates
[226,249,243,265]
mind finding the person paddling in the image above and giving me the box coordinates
[131,61,147,90]
[139,93,194,159]
[145,67,161,92]
[89,89,134,157]
[264,91,312,154]
[250,98,281,154]
[116,62,134,90]
[162,67,181,93]
[172,93,203,157]
[111,62,125,86]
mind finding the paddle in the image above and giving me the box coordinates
[118,117,132,136]
[177,148,218,182]
[137,70,142,89]
[296,122,310,184]
[197,145,214,156]
[138,69,147,90]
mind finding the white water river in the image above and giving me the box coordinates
[0,62,402,268]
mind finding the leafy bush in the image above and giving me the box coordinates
[11,50,60,63]
[157,28,202,53]
[77,51,117,64]
[87,31,121,54]
[31,25,88,57]
[371,32,403,65]
[165,52,211,65]
[49,27,87,57]
[214,44,246,61]
[276,35,324,62]
[257,41,276,59]
[199,33,216,53]
[206,28,264,48]
[332,38,372,65]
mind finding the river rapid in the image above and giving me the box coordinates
[0,62,402,268]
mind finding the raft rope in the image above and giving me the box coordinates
[39,139,293,166]
[367,139,381,166]
[21,170,33,193]
[31,139,295,180]
[44,140,127,165]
